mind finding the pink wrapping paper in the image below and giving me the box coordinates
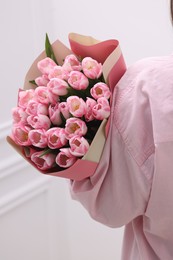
[7,33,126,181]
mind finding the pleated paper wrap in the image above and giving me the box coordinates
[7,33,126,181]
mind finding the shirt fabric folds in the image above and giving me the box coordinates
[70,55,173,259]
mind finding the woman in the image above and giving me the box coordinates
[70,1,173,259]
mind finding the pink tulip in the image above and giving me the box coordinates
[12,125,32,146]
[92,97,110,120]
[18,89,35,109]
[63,54,82,72]
[66,96,86,117]
[48,103,62,126]
[85,97,97,122]
[34,86,51,105]
[82,57,102,79]
[37,57,57,75]
[46,127,67,149]
[48,65,69,81]
[31,151,56,171]
[65,118,87,139]
[68,71,89,90]
[35,74,49,86]
[59,102,71,119]
[12,107,28,125]
[26,100,48,116]
[47,78,69,96]
[55,148,77,168]
[35,86,59,107]
[27,114,51,130]
[48,91,60,105]
[28,129,48,148]
[90,82,111,100]
[69,135,89,157]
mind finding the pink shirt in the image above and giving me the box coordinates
[70,55,173,259]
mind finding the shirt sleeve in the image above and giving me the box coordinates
[70,61,155,228]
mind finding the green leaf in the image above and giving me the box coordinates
[29,80,37,86]
[45,33,58,65]
[39,148,52,157]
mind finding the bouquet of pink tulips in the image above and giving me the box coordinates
[7,33,126,180]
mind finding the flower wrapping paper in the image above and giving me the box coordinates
[7,33,126,181]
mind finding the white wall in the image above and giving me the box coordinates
[50,0,173,63]
[1,0,173,260]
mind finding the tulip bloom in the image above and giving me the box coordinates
[12,107,28,125]
[12,125,32,146]
[46,127,67,149]
[65,117,87,139]
[35,74,49,87]
[28,129,48,148]
[69,135,89,157]
[56,148,77,168]
[66,96,86,117]
[85,97,97,122]
[82,57,102,79]
[63,54,82,72]
[48,65,69,81]
[37,57,57,75]
[26,100,48,116]
[48,103,62,126]
[92,97,111,120]
[48,78,69,96]
[59,102,71,119]
[68,71,89,90]
[27,114,51,130]
[31,151,56,171]
[18,89,35,109]
[90,82,111,100]
[34,86,51,105]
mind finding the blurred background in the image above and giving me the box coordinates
[0,0,172,259]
